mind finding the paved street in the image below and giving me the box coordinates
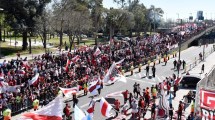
[10,44,214,120]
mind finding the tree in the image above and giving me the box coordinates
[107,8,134,37]
[89,0,103,45]
[0,0,51,50]
[125,1,147,36]
[52,0,92,51]
[35,9,53,50]
[147,5,164,34]
[113,0,126,8]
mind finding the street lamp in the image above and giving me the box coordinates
[178,19,183,77]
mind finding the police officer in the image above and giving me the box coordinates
[3,108,11,120]
[130,65,134,76]
[138,64,142,72]
[33,99,39,111]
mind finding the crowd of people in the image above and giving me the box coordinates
[111,74,196,120]
[0,23,207,119]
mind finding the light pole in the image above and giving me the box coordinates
[178,19,183,77]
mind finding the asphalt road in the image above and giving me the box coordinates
[68,44,214,120]
[11,44,214,120]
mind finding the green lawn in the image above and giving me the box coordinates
[0,36,108,57]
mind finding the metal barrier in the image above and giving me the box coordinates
[0,95,56,119]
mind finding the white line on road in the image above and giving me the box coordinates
[161,76,165,80]
[152,77,156,82]
[156,75,162,82]
[127,77,155,84]
[138,73,141,78]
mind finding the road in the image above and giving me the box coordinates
[11,44,214,120]
[68,44,213,120]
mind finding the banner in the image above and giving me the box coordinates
[200,89,215,119]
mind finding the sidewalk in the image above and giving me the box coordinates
[122,50,215,120]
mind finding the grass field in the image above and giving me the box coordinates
[0,35,107,57]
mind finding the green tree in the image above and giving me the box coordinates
[107,8,134,37]
[89,0,103,45]
[0,0,51,50]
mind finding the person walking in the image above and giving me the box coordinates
[133,83,137,97]
[146,65,149,77]
[73,95,78,108]
[201,64,204,73]
[169,103,174,120]
[152,66,156,77]
[122,90,129,104]
[151,101,156,119]
[182,60,186,70]
[173,60,177,69]
[136,84,141,98]
[63,103,71,120]
[177,101,183,120]
[129,93,133,108]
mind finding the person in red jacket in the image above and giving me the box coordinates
[64,104,71,119]
[122,90,129,104]
[114,99,120,117]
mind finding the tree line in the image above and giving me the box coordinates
[0,0,164,52]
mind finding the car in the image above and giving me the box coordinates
[179,75,202,88]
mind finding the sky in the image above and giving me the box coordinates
[103,0,215,21]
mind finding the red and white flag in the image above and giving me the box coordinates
[59,87,79,97]
[65,59,71,72]
[94,47,101,56]
[19,69,26,75]
[88,81,100,95]
[103,62,116,83]
[22,61,30,69]
[87,100,96,116]
[20,95,63,120]
[28,73,40,85]
[72,55,80,63]
[100,97,113,117]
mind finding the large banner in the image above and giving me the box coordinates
[200,89,215,120]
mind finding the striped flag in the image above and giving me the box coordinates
[28,73,40,86]
[20,95,63,120]
[100,97,113,117]
[59,87,79,97]
[94,47,101,56]
[72,55,80,63]
[65,59,71,72]
[74,105,86,120]
[156,89,169,119]
[88,81,100,95]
